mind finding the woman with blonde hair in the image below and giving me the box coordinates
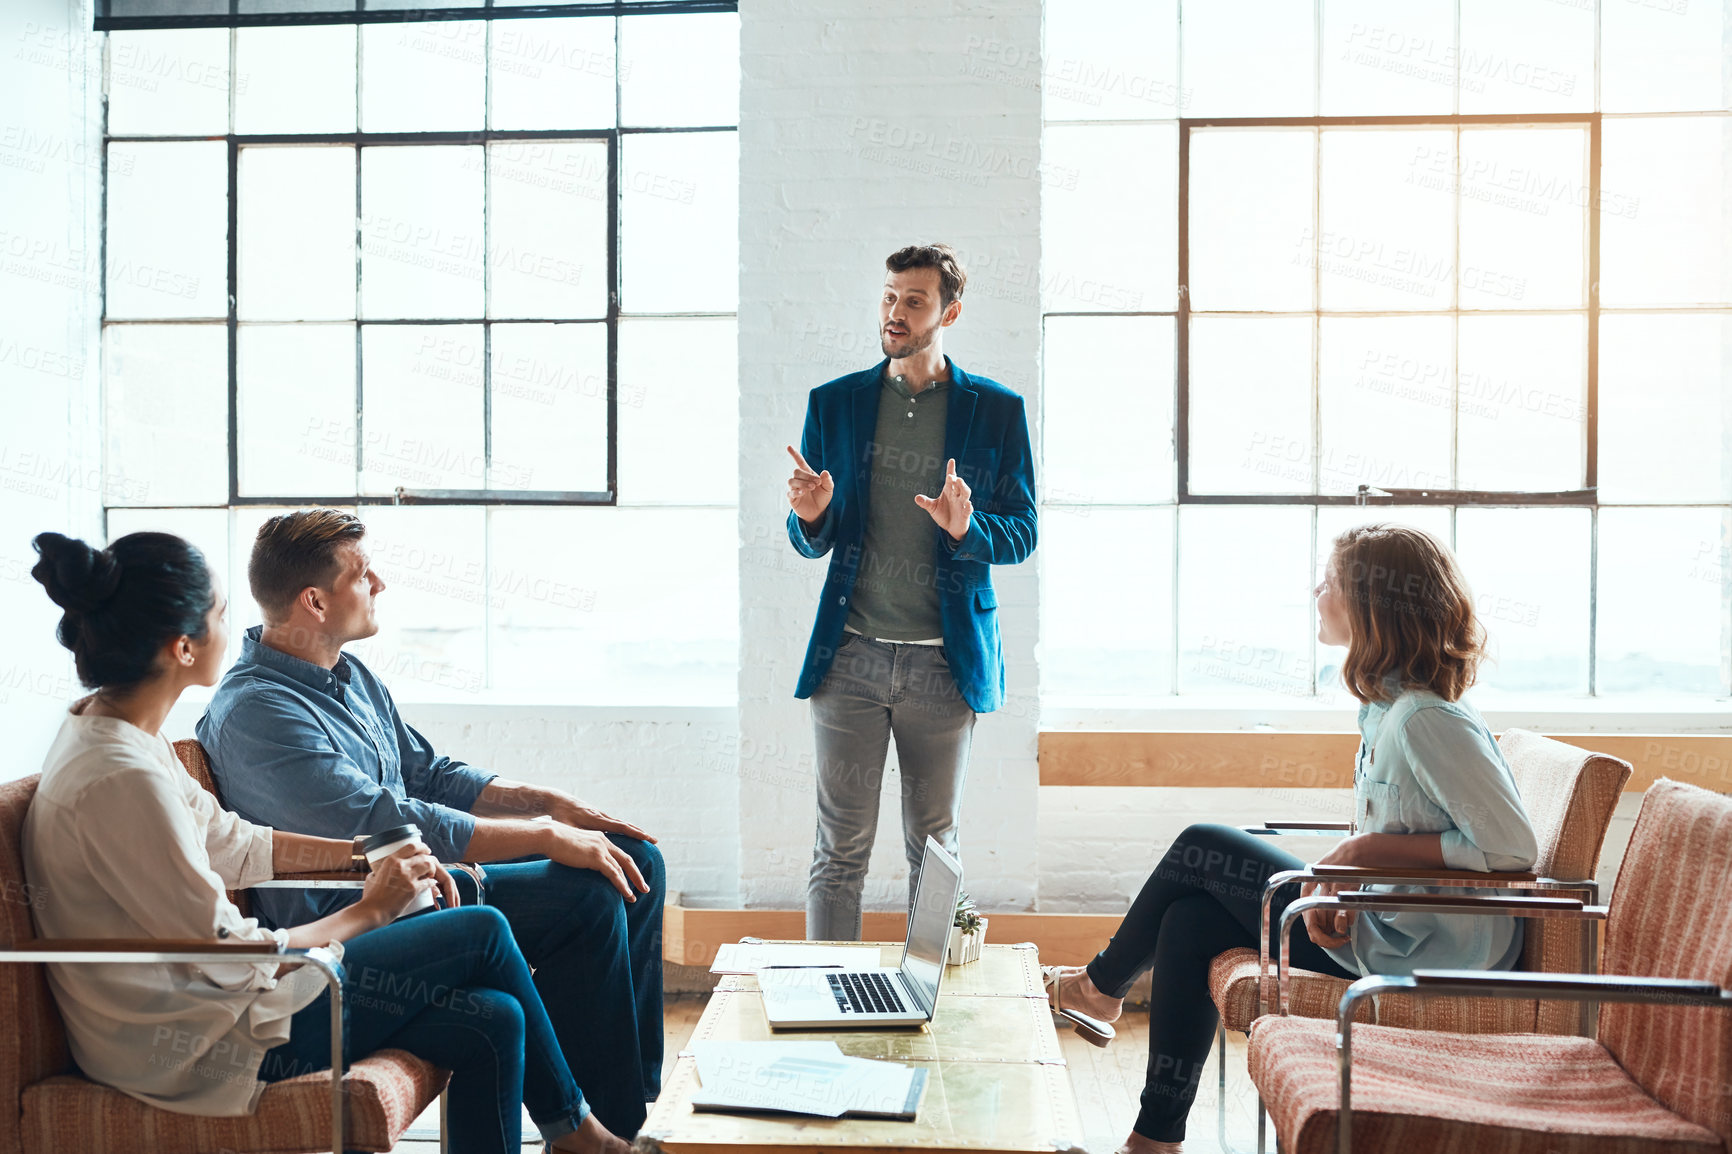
[1045,523,1537,1154]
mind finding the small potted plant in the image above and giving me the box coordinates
[946,891,987,965]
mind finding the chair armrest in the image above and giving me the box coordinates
[1405,969,1728,1004]
[1334,892,1587,913]
[1241,821,1353,837]
[1309,864,1541,885]
[8,937,284,954]
[1274,893,1607,1014]
[254,871,367,891]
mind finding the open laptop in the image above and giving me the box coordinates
[759,837,963,1029]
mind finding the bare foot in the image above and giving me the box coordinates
[550,1114,631,1154]
[1115,1134,1181,1154]
[1051,965,1123,1024]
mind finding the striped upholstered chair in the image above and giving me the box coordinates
[0,772,449,1154]
[1208,729,1631,1151]
[1247,778,1732,1154]
[1212,729,1631,1035]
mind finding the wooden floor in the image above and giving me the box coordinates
[395,995,1267,1154]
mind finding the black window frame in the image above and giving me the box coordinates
[1171,111,1601,510]
[100,11,738,510]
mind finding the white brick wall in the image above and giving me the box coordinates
[1,0,1653,928]
[736,0,1045,913]
[0,0,103,766]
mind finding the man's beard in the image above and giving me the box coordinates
[880,320,939,360]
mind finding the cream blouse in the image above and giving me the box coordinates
[21,709,338,1115]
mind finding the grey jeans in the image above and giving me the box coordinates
[805,633,976,941]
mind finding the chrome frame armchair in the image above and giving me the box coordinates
[1331,969,1731,1154]
[0,940,349,1154]
[1215,838,1602,1154]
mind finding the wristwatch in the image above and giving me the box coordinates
[350,835,369,872]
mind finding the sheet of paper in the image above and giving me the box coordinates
[690,1041,920,1119]
[708,941,883,975]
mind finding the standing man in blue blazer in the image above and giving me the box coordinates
[784,243,1037,941]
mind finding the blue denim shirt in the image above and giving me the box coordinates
[1324,685,1539,977]
[196,627,496,929]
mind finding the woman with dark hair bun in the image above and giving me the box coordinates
[23,531,630,1154]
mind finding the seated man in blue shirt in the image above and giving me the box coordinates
[198,508,665,1139]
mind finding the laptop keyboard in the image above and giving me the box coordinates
[827,971,909,1015]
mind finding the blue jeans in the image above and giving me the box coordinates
[259,906,588,1154]
[479,835,666,1138]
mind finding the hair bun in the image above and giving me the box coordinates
[31,532,123,614]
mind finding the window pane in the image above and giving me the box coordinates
[359,324,484,493]
[1320,0,1455,116]
[107,29,230,136]
[1189,128,1314,311]
[239,146,356,322]
[1182,0,1315,117]
[238,324,356,497]
[1042,0,1182,121]
[619,13,740,128]
[1318,129,1454,311]
[1601,117,1732,308]
[1457,0,1593,114]
[488,141,608,320]
[1457,313,1584,492]
[620,132,738,313]
[617,318,736,504]
[489,507,738,701]
[359,22,484,133]
[103,324,228,507]
[351,506,488,697]
[1455,507,1589,695]
[1043,316,1174,505]
[1600,313,1732,503]
[489,18,616,130]
[490,323,608,493]
[106,142,227,320]
[1041,506,1174,699]
[1319,316,1453,495]
[1596,507,1727,696]
[1177,506,1313,697]
[1042,124,1176,312]
[1189,316,1312,494]
[360,146,485,320]
[235,25,357,134]
[1458,127,1585,310]
[1602,0,1731,114]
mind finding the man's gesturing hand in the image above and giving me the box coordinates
[545,821,650,902]
[914,458,973,541]
[786,445,833,528]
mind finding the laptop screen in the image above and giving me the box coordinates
[899,838,962,1016]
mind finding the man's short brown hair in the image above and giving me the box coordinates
[249,508,367,623]
[885,243,967,307]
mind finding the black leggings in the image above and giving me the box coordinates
[1085,823,1357,1143]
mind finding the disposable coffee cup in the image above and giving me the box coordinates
[361,824,438,916]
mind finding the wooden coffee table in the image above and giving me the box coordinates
[635,942,1087,1154]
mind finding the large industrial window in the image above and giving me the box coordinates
[1041,0,1732,707]
[101,9,741,702]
